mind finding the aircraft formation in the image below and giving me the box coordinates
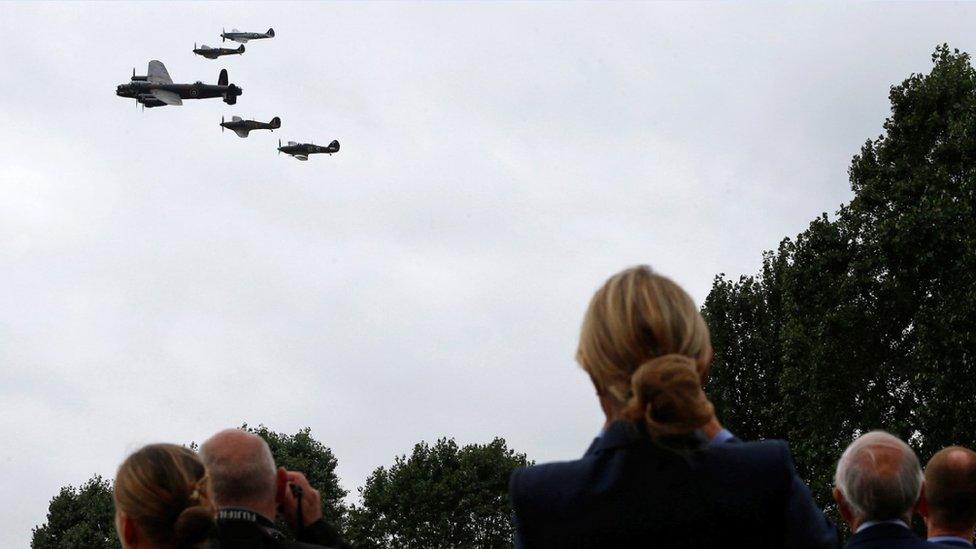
[116,27,340,161]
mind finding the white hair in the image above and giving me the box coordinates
[835,430,923,521]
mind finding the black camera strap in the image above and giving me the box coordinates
[291,483,305,540]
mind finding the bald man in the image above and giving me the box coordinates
[200,429,348,549]
[920,446,976,547]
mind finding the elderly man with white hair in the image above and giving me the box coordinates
[832,430,932,548]
[200,428,349,549]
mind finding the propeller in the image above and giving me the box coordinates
[221,115,224,133]
[222,28,226,42]
[278,138,281,154]
[132,67,135,80]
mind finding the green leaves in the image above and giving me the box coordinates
[703,44,976,519]
[31,476,119,549]
[346,438,530,549]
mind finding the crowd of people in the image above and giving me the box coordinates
[110,266,976,548]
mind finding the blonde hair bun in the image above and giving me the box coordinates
[623,354,715,437]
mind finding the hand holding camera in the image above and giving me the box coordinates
[275,467,323,530]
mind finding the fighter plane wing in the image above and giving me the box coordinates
[294,155,309,161]
[233,129,250,138]
[147,60,173,85]
[151,89,183,106]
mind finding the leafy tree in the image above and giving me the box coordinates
[31,475,120,549]
[346,437,530,549]
[703,45,976,515]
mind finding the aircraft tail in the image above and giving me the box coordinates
[330,139,340,152]
[267,28,275,37]
[270,116,281,129]
[238,44,245,54]
[218,68,228,86]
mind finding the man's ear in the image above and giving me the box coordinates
[915,482,929,518]
[275,466,289,506]
[833,487,854,526]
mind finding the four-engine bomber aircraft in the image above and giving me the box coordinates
[221,28,275,43]
[221,116,281,138]
[116,61,243,107]
[278,139,340,161]
[193,43,245,59]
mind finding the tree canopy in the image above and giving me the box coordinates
[31,475,119,549]
[703,45,976,508]
[346,437,530,549]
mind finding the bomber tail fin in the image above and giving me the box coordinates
[267,28,275,37]
[218,69,228,86]
[270,116,281,129]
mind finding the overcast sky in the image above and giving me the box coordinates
[1,2,974,546]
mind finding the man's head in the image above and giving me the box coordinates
[920,446,976,535]
[832,430,923,529]
[200,429,277,516]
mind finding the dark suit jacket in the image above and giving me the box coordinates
[843,523,936,548]
[509,420,840,548]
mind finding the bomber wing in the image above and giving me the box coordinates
[147,60,173,85]
[151,89,183,106]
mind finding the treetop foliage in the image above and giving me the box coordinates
[346,437,530,549]
[704,44,976,509]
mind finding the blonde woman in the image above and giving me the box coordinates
[114,443,216,548]
[509,266,839,548]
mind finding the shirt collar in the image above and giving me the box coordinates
[856,519,909,534]
[928,535,974,546]
[708,428,735,445]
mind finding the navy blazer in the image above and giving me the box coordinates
[844,523,936,548]
[509,420,840,548]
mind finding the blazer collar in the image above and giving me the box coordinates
[585,420,709,456]
[849,522,918,545]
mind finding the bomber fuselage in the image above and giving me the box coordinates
[116,81,242,105]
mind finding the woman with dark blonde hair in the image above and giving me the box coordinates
[114,443,216,548]
[509,266,839,548]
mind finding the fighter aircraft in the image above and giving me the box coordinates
[116,60,243,108]
[221,116,281,138]
[193,43,245,59]
[221,27,275,43]
[278,139,340,161]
